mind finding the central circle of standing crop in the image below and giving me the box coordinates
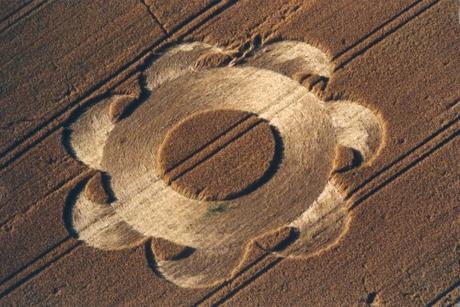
[156,109,277,201]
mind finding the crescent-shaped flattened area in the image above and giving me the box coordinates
[101,67,337,249]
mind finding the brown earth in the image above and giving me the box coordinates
[151,237,193,261]
[333,145,361,174]
[0,0,458,306]
[157,109,276,200]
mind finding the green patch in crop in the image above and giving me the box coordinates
[204,203,228,218]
